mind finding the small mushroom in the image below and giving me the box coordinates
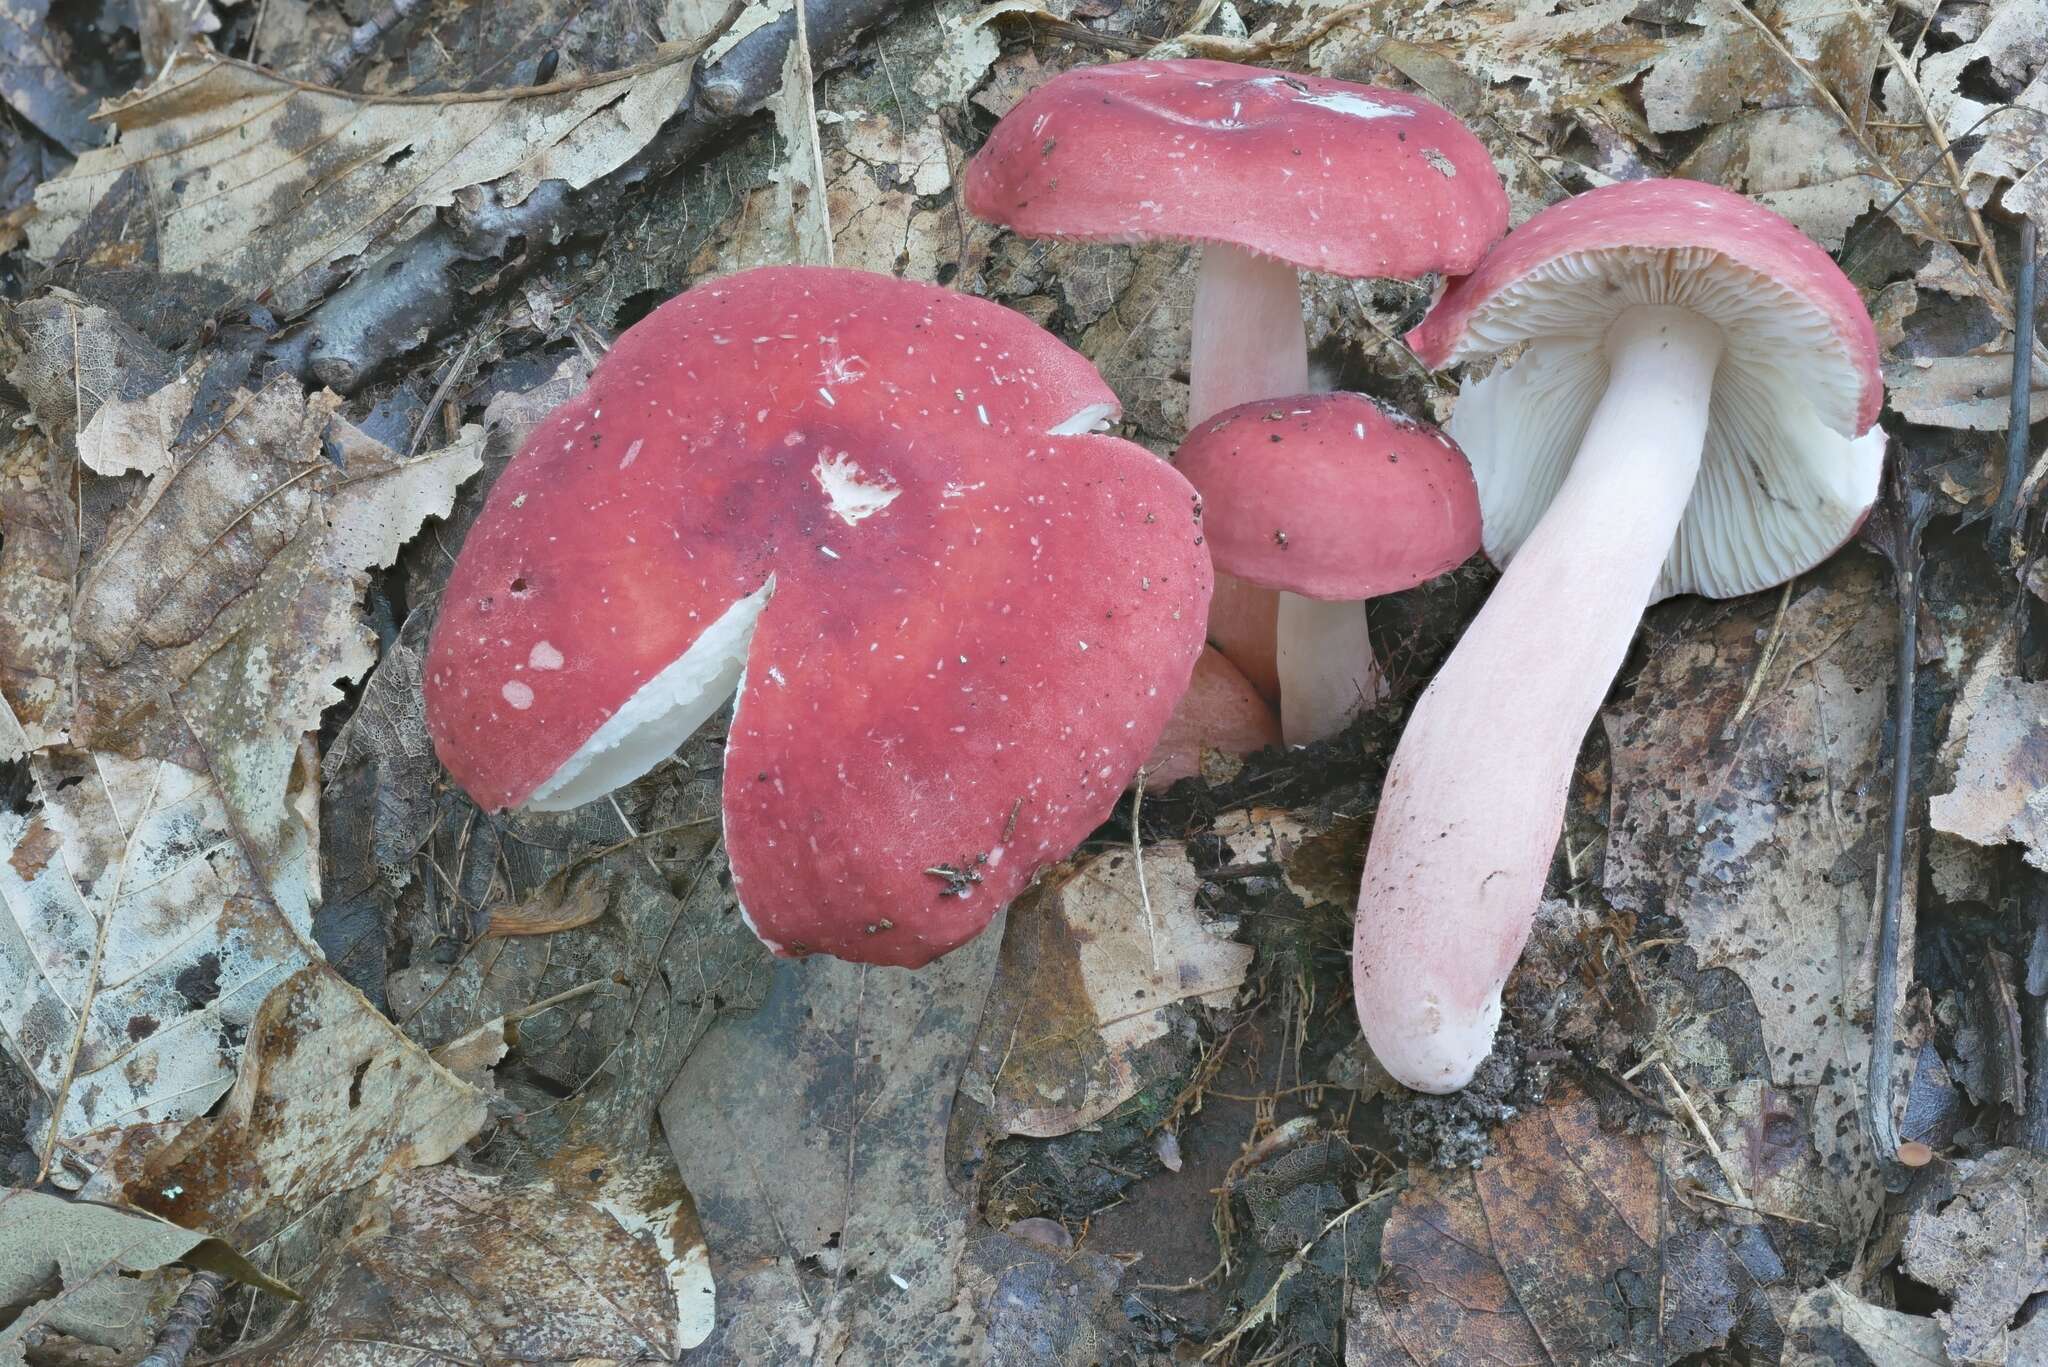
[424,266,1213,967]
[1354,180,1885,1091]
[1173,393,1481,745]
[964,59,1506,703]
[1140,645,1281,787]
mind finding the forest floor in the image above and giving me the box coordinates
[2,0,2047,1361]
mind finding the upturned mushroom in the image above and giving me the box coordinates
[1173,394,1481,744]
[424,266,1212,967]
[964,59,1506,704]
[1353,179,1885,1091]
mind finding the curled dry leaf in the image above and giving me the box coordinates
[28,43,714,316]
[1929,675,2048,869]
[959,845,1252,1139]
[1603,559,1904,1243]
[81,965,487,1236]
[1347,1087,1659,1365]
[71,373,484,765]
[481,864,614,939]
[0,1189,293,1366]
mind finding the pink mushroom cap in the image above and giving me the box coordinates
[1173,393,1482,599]
[964,59,1507,280]
[1410,178,1881,430]
[424,266,1212,968]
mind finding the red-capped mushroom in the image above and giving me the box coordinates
[1141,645,1281,788]
[1173,393,1481,745]
[424,266,1212,967]
[964,59,1506,703]
[1356,180,1886,1091]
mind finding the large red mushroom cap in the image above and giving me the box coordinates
[1407,178,1884,601]
[1174,393,1481,599]
[424,266,1212,967]
[964,59,1507,280]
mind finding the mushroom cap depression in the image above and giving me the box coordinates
[964,58,1507,280]
[1408,178,1885,601]
[424,266,1212,967]
[1173,393,1482,599]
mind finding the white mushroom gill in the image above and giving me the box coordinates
[1049,403,1117,435]
[525,578,776,811]
[1445,245,1883,601]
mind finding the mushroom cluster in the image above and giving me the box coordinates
[966,58,1506,742]
[424,53,1887,1078]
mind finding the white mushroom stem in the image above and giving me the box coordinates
[1188,243,1308,705]
[1354,305,1726,1092]
[1276,594,1383,746]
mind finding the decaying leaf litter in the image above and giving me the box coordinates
[0,0,2044,1359]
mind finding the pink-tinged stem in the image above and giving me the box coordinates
[1276,593,1384,745]
[1353,306,1725,1092]
[1188,243,1309,704]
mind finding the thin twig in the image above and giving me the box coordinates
[1722,578,1797,740]
[1655,1061,1754,1209]
[1994,217,2040,546]
[135,1272,227,1367]
[1869,463,1931,1163]
[1132,771,1159,978]
[1880,34,2008,296]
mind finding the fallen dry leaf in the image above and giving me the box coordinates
[0,1189,292,1366]
[660,927,1001,1361]
[0,0,101,153]
[481,863,615,939]
[959,845,1251,1138]
[79,965,487,1236]
[1603,558,1904,1243]
[249,1161,710,1362]
[0,741,322,1175]
[71,373,484,766]
[1929,674,2048,870]
[1902,1147,2048,1365]
[0,429,74,760]
[1886,352,2048,431]
[29,44,713,315]
[1347,1086,1659,1364]
[1783,1282,1949,1365]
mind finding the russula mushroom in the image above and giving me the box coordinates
[1141,645,1281,788]
[963,59,1506,703]
[424,266,1212,968]
[1355,179,1885,1091]
[1173,393,1481,745]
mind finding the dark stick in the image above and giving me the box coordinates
[2023,874,2048,1150]
[135,1272,227,1367]
[312,0,434,87]
[1992,217,2040,546]
[1869,463,1931,1163]
[267,0,906,393]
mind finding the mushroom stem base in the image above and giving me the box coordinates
[1276,594,1382,746]
[1188,243,1309,704]
[1354,305,1724,1092]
